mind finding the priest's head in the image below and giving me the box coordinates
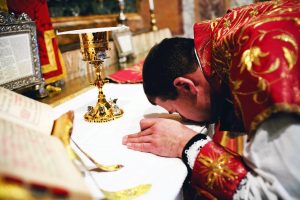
[143,38,214,124]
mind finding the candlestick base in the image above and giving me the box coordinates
[84,62,123,123]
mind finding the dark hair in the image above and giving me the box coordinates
[142,37,198,104]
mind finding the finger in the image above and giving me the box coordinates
[122,129,152,144]
[122,129,151,144]
[128,128,152,138]
[126,142,154,153]
[140,118,158,131]
[124,135,153,144]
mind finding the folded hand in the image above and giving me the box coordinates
[122,118,197,158]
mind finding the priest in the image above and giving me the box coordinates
[123,0,300,199]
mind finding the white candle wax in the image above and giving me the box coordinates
[149,0,154,10]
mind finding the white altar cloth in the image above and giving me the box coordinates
[53,83,193,200]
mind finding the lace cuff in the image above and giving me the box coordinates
[233,175,249,200]
[182,134,211,171]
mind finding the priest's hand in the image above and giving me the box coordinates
[122,118,197,158]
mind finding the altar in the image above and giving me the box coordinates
[52,83,194,200]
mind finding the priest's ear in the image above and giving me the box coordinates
[173,77,198,95]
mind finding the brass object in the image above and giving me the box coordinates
[46,84,62,93]
[78,30,124,123]
[150,10,158,31]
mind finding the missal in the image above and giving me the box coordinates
[0,87,92,199]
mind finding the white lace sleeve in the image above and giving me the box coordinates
[184,137,211,169]
[234,114,300,199]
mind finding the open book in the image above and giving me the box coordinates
[0,87,92,199]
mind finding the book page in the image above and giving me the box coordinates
[0,87,53,135]
[0,118,92,200]
[0,33,34,85]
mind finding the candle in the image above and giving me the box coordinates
[149,0,154,10]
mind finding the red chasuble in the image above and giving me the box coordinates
[7,0,66,84]
[192,0,300,199]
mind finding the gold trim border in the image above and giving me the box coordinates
[42,30,67,84]
[249,103,300,138]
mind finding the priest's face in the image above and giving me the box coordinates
[154,84,212,123]
[151,67,213,123]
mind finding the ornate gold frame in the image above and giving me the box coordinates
[0,12,42,91]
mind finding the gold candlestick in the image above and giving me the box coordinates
[57,27,126,123]
[80,31,123,122]
[116,0,127,26]
[150,9,158,31]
